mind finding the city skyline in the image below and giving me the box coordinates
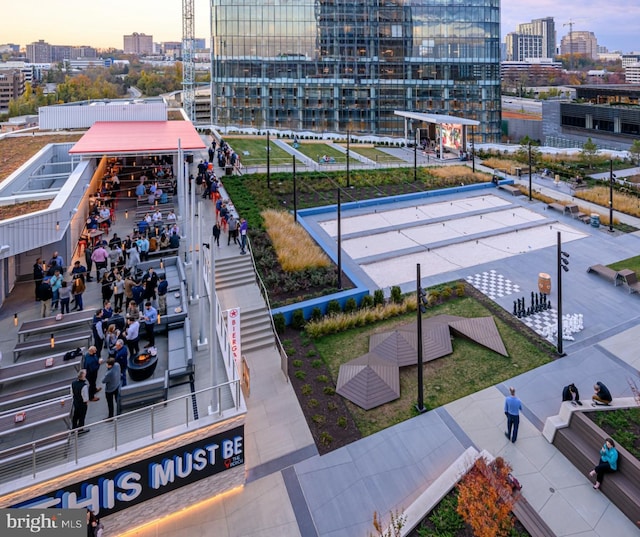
[4,0,639,54]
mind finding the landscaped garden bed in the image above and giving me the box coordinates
[586,406,640,458]
[284,282,556,454]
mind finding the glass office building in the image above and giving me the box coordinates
[211,0,501,141]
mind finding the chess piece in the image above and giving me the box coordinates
[513,300,517,316]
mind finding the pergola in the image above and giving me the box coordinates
[394,111,480,158]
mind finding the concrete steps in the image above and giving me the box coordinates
[215,254,255,289]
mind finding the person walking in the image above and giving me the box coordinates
[504,386,522,443]
[102,358,121,419]
[91,243,109,282]
[71,369,90,433]
[589,437,618,490]
[239,217,248,254]
[82,346,103,401]
[212,222,221,247]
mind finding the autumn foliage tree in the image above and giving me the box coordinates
[456,457,516,537]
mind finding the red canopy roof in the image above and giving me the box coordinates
[69,121,206,156]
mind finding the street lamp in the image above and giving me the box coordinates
[528,142,533,202]
[609,159,616,232]
[557,231,569,356]
[471,125,476,173]
[414,129,418,182]
[416,263,427,414]
[346,130,350,188]
[337,188,342,290]
[293,155,297,223]
[267,131,271,189]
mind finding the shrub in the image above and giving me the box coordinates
[291,309,306,330]
[390,286,403,304]
[337,416,348,428]
[456,458,515,537]
[311,414,325,424]
[327,401,338,411]
[373,289,385,306]
[294,370,306,380]
[323,386,336,395]
[320,432,333,445]
[273,312,285,334]
[316,374,329,383]
[292,359,303,368]
[361,294,374,309]
[327,299,342,315]
[427,492,464,534]
[427,290,440,306]
[344,297,357,313]
[311,359,323,368]
[442,286,453,299]
[311,307,323,322]
[301,384,313,396]
[308,398,319,408]
[306,349,318,358]
[456,282,466,297]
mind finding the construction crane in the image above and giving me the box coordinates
[182,0,196,122]
[563,18,586,71]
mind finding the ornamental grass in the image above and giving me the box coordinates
[428,165,489,183]
[576,186,640,219]
[262,209,330,272]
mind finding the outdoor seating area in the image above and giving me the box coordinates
[587,265,640,295]
[118,371,169,413]
[167,318,194,386]
[553,410,640,524]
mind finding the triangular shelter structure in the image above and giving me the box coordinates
[336,352,400,410]
[448,317,509,357]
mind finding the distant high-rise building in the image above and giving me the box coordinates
[505,33,543,61]
[123,33,153,55]
[516,17,556,60]
[561,31,598,60]
[211,0,501,142]
[0,70,26,111]
[194,38,206,50]
[26,40,51,63]
[625,63,640,84]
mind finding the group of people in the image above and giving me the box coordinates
[504,380,618,491]
[34,252,91,316]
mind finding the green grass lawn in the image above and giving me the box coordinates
[608,255,640,275]
[223,137,298,167]
[288,142,359,164]
[313,297,553,437]
[340,145,404,163]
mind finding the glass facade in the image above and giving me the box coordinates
[211,0,501,141]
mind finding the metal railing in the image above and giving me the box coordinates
[246,237,290,381]
[0,379,244,487]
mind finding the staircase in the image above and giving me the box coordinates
[215,254,256,289]
[216,253,276,354]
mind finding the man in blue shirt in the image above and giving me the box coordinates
[504,386,522,443]
[141,302,158,347]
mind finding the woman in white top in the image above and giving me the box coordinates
[152,209,163,222]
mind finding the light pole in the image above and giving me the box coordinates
[609,159,616,232]
[346,130,350,188]
[416,263,427,414]
[557,231,569,356]
[267,131,271,189]
[293,155,297,223]
[414,129,418,182]
[471,125,476,173]
[528,142,533,202]
[337,188,342,290]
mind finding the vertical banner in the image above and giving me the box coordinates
[227,307,241,365]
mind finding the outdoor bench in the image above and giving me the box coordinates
[616,269,640,294]
[586,264,619,285]
[547,202,566,213]
[511,497,556,537]
[118,371,169,413]
[167,318,194,386]
[498,183,522,196]
[564,204,590,223]
[553,410,640,524]
[0,351,82,390]
[13,331,92,362]
[0,379,72,413]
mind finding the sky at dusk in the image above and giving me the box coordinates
[3,0,639,53]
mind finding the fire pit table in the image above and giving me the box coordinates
[128,352,159,382]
